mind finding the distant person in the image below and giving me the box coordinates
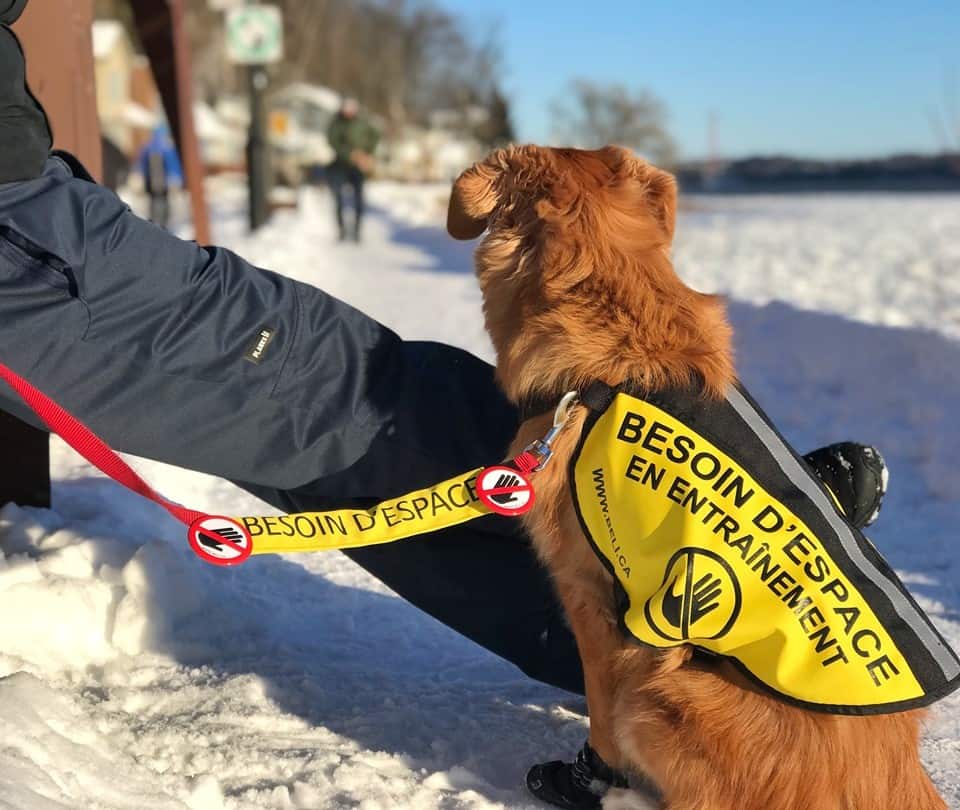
[100,135,129,192]
[138,125,182,230]
[326,98,379,242]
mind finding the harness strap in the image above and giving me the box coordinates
[581,381,618,412]
[518,380,616,422]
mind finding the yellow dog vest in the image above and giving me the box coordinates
[571,382,960,715]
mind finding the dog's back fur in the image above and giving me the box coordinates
[448,144,946,810]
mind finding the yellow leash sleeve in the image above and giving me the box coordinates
[238,467,491,555]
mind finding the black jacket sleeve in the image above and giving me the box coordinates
[0,9,53,184]
[0,0,27,24]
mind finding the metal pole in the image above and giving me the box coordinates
[168,0,212,245]
[247,64,269,231]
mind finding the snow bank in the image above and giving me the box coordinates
[0,671,188,810]
[0,500,250,678]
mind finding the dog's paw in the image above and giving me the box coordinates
[602,787,662,810]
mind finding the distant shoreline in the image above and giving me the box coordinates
[676,153,960,193]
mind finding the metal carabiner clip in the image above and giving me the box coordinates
[523,390,580,472]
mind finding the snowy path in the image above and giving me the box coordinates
[1,183,958,809]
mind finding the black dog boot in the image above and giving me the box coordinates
[803,442,888,529]
[526,741,628,809]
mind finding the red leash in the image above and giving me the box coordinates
[0,361,553,567]
[0,361,203,527]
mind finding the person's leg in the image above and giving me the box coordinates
[327,163,347,239]
[350,166,364,241]
[157,193,170,230]
[236,339,584,694]
[0,161,583,694]
[148,193,163,225]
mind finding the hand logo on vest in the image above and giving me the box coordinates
[645,548,742,643]
[661,569,722,629]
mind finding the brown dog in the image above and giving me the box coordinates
[447,145,946,810]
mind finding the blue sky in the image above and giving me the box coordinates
[441,1,959,160]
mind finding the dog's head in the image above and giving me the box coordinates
[447,144,676,293]
[446,145,732,401]
[446,145,680,377]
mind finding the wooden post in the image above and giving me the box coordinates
[16,0,102,181]
[131,0,211,244]
[0,0,100,508]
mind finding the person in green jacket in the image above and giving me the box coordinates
[326,98,380,242]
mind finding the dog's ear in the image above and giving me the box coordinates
[642,166,677,243]
[447,153,506,240]
[606,149,678,243]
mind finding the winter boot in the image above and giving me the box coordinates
[526,741,628,809]
[803,442,887,529]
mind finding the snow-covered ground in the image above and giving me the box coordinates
[2,181,959,809]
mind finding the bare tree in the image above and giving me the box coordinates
[261,0,511,131]
[551,79,676,166]
[476,86,514,148]
[96,0,514,134]
[927,66,959,152]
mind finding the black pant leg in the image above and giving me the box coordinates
[328,165,347,234]
[235,340,585,695]
[351,167,365,233]
[149,193,169,229]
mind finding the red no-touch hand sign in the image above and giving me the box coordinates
[477,465,536,516]
[188,516,253,566]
